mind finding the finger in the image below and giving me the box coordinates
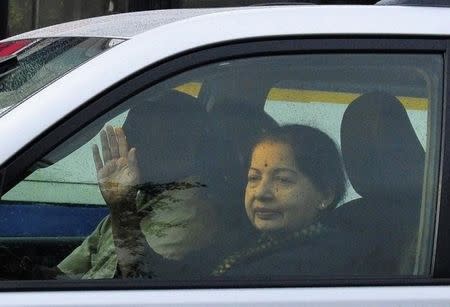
[106,125,120,160]
[100,129,112,162]
[92,144,103,172]
[115,127,129,158]
[128,147,139,173]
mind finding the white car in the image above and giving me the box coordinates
[0,2,450,306]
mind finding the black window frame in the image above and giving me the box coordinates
[0,36,449,291]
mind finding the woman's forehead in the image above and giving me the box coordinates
[251,141,296,168]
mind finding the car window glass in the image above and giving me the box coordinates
[2,83,202,206]
[0,37,124,115]
[0,53,442,281]
[264,68,429,206]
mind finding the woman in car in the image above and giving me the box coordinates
[82,122,348,279]
[97,123,349,278]
[212,125,347,277]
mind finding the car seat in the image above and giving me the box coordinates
[330,91,425,275]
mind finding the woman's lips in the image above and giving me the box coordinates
[254,208,281,220]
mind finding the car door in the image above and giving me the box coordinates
[0,36,448,305]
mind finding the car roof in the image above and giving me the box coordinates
[3,8,243,41]
[376,0,450,6]
[4,5,450,43]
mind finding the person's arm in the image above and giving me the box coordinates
[93,125,174,278]
[109,206,163,278]
[56,217,109,279]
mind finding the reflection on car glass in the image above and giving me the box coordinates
[0,37,121,113]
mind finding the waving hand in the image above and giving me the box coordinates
[92,125,140,213]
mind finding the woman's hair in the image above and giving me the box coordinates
[252,124,346,210]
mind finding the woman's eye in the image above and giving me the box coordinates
[275,176,294,184]
[247,175,260,182]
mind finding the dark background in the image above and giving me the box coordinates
[1,0,377,39]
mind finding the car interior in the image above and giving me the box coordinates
[0,52,442,280]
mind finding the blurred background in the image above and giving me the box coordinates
[1,0,377,39]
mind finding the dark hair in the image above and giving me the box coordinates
[122,90,206,184]
[252,124,346,210]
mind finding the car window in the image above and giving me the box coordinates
[264,59,430,206]
[2,83,202,207]
[0,37,124,116]
[0,52,442,281]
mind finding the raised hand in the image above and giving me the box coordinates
[92,125,140,213]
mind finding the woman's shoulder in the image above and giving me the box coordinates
[223,226,354,277]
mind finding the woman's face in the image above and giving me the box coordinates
[245,141,327,232]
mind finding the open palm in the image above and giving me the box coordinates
[92,125,140,212]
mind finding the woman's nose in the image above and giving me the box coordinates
[254,178,274,201]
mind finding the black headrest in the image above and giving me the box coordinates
[209,101,277,145]
[207,100,278,170]
[122,90,205,183]
[341,92,424,200]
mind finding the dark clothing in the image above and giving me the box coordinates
[213,224,353,278]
